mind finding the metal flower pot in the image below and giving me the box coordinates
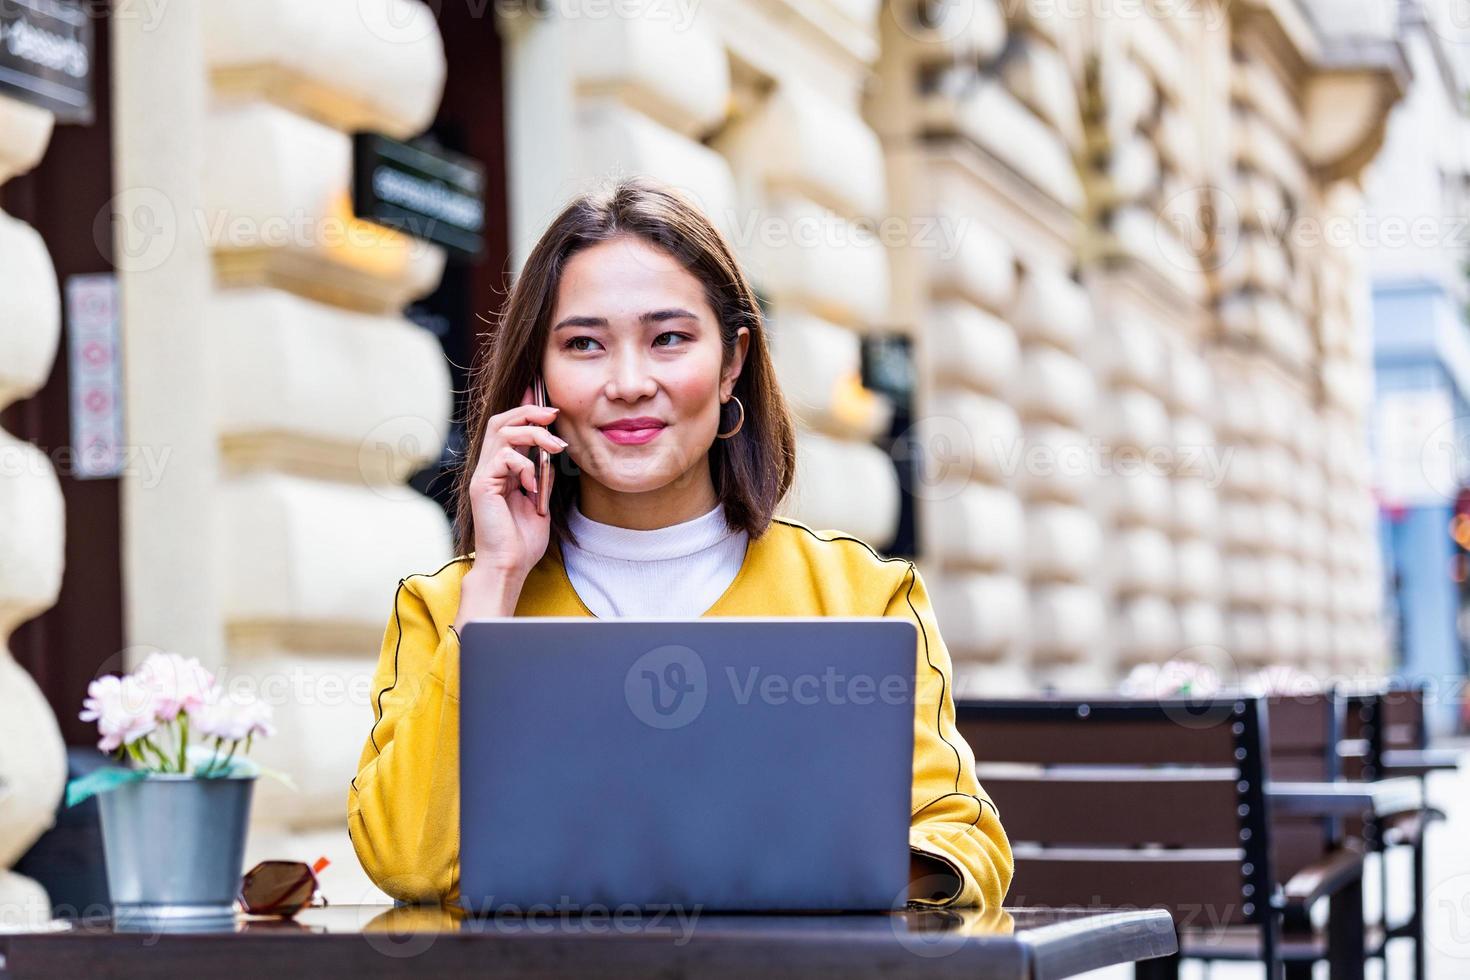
[97,773,255,924]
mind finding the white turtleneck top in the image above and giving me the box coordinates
[560,498,750,618]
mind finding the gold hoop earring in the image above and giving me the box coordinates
[716,395,745,439]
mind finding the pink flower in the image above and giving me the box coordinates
[188,690,275,742]
[79,675,159,752]
[135,651,217,721]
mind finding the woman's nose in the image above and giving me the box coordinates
[605,353,658,402]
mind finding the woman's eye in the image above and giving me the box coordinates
[564,333,688,352]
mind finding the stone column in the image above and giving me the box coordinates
[871,0,1104,691]
[1078,5,1227,681]
[0,92,68,927]
[1209,0,1402,678]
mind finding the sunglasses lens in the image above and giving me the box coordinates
[240,861,315,915]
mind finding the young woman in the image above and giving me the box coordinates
[346,177,1013,910]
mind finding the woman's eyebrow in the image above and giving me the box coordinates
[552,308,701,331]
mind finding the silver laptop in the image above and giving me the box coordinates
[457,617,916,914]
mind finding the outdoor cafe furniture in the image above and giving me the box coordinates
[1337,681,1458,980]
[956,695,1369,980]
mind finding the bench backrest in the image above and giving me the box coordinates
[956,696,1276,936]
[1265,693,1340,882]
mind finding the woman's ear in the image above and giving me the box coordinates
[721,326,751,399]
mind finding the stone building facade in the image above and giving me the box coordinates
[861,0,1403,693]
[1,0,1407,905]
[0,88,69,923]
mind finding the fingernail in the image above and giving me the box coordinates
[554,437,568,447]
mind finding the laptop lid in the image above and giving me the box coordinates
[458,618,916,914]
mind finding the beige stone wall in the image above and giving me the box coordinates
[861,0,1395,692]
[111,0,453,903]
[0,92,68,925]
[493,0,1398,692]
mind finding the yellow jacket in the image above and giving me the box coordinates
[347,516,1014,909]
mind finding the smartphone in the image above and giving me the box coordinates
[531,375,552,516]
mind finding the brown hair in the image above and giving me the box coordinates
[452,176,797,557]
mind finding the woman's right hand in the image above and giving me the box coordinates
[462,385,567,603]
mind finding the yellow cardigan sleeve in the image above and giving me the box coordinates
[346,575,462,905]
[888,562,1015,910]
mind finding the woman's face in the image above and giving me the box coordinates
[543,234,749,496]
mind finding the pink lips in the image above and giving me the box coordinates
[598,417,666,446]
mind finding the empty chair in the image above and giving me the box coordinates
[1265,693,1371,979]
[1339,681,1452,980]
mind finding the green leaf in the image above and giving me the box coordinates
[65,766,149,807]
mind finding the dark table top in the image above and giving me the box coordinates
[1265,776,1424,817]
[0,904,1177,980]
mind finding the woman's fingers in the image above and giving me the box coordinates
[489,403,559,431]
[494,446,536,493]
[498,424,567,454]
[473,405,561,484]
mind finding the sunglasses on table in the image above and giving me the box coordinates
[238,857,331,917]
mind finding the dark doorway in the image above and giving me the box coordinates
[403,4,512,521]
[0,9,120,746]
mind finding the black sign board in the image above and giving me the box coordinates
[0,0,93,123]
[352,132,487,262]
